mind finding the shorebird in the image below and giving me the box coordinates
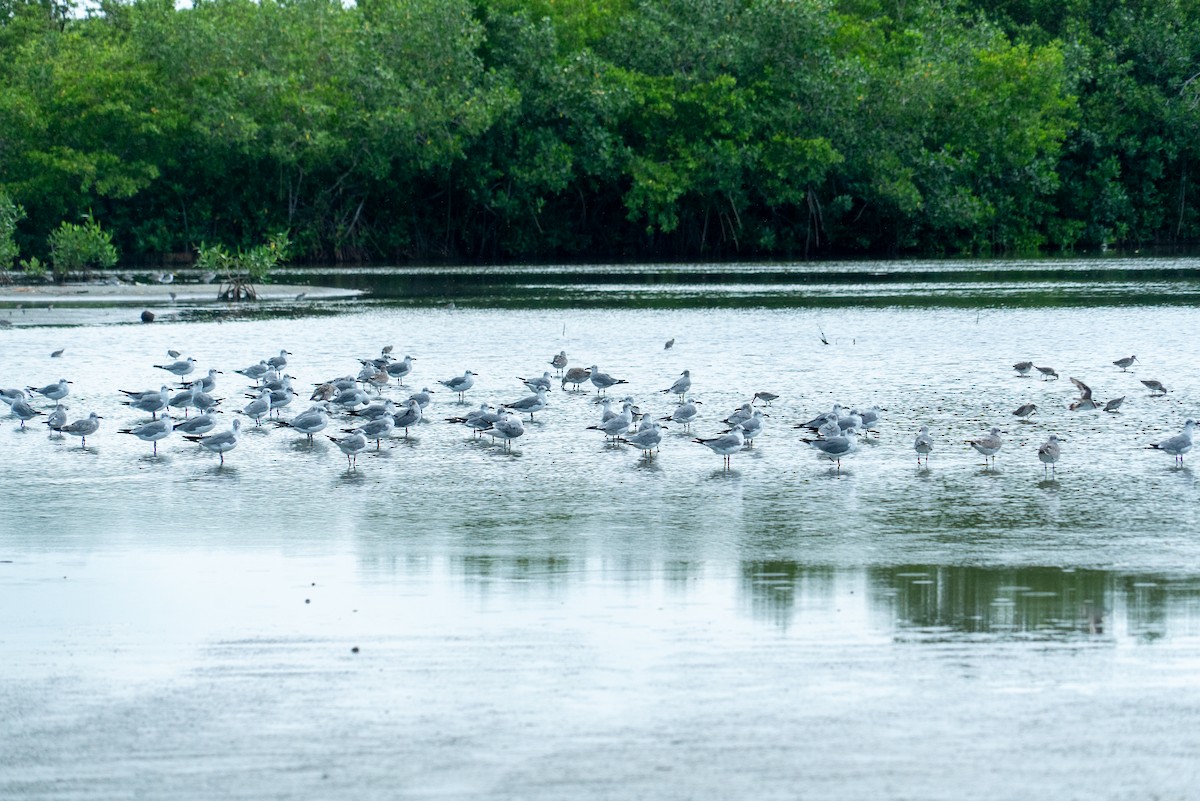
[694,425,745,470]
[588,366,628,395]
[1013,361,1034,377]
[61,411,101,447]
[753,391,779,406]
[966,427,1004,467]
[803,430,857,470]
[439,370,476,401]
[1068,377,1100,411]
[1036,366,1059,380]
[184,419,241,465]
[1038,434,1063,475]
[549,351,568,374]
[1112,355,1137,371]
[914,426,934,465]
[661,370,691,401]
[1104,396,1125,413]
[1141,379,1168,395]
[664,338,675,350]
[1147,420,1195,465]
[561,366,591,391]
[120,413,173,455]
[1012,402,1038,420]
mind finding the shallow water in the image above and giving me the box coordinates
[3,262,1200,799]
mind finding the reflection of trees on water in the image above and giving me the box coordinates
[738,562,840,630]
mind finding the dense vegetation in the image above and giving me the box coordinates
[1,0,1197,265]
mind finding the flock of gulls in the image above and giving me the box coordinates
[2,344,1195,473]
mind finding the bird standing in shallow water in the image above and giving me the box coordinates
[1036,366,1059,380]
[1147,420,1195,466]
[1112,355,1137,371]
[966,427,1004,468]
[1038,434,1064,476]
[1141,379,1168,395]
[694,425,744,470]
[1012,403,1037,421]
[1013,361,1034,377]
[914,426,934,465]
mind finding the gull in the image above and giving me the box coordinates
[28,378,71,401]
[182,368,221,393]
[120,413,173,455]
[167,387,197,417]
[391,399,423,436]
[1036,366,1059,380]
[1113,355,1138,371]
[155,356,196,378]
[408,387,435,409]
[802,430,857,470]
[753,391,779,406]
[241,388,273,426]
[439,370,477,401]
[1068,377,1099,411]
[122,387,170,419]
[479,411,525,450]
[192,389,219,413]
[734,409,766,445]
[184,419,241,465]
[796,406,840,431]
[267,349,291,371]
[235,361,271,382]
[61,411,101,447]
[694,424,745,469]
[589,401,634,439]
[519,372,553,393]
[856,405,884,431]
[349,399,396,421]
[619,421,665,456]
[276,404,329,443]
[1038,434,1064,476]
[550,351,568,374]
[381,344,394,355]
[1012,402,1038,420]
[966,427,1004,467]
[365,368,390,393]
[446,403,498,436]
[661,399,702,431]
[1104,396,1125,413]
[1,387,28,405]
[385,355,415,384]
[346,415,393,450]
[588,366,628,395]
[661,370,692,401]
[1141,379,1168,395]
[914,426,934,465]
[1146,419,1196,465]
[1013,361,1034,377]
[332,386,371,410]
[45,403,69,432]
[174,412,220,437]
[311,382,337,402]
[724,403,754,428]
[834,407,863,434]
[506,387,549,421]
[9,399,43,427]
[266,385,296,416]
[561,366,591,391]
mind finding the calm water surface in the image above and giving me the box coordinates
[2,260,1200,799]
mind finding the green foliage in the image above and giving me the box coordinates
[0,0,1195,259]
[197,230,290,299]
[20,255,47,279]
[48,215,118,280]
[0,190,24,268]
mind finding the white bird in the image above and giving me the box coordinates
[45,403,69,432]
[588,401,633,439]
[123,387,171,419]
[479,412,525,450]
[28,378,71,402]
[385,355,415,384]
[803,430,857,470]
[184,419,241,465]
[506,387,549,421]
[914,426,934,465]
[61,411,101,447]
[735,409,766,445]
[619,422,665,456]
[277,405,329,443]
[694,425,745,470]
[241,388,273,426]
[267,349,291,371]
[662,399,702,430]
[328,430,368,469]
[723,403,754,428]
[408,387,435,409]
[174,412,220,437]
[346,415,393,450]
[154,356,196,378]
[439,370,477,401]
[1038,434,1064,476]
[182,368,221,393]
[9,399,43,428]
[661,370,692,400]
[966,427,1004,467]
[518,372,553,393]
[120,413,173,455]
[1147,419,1196,465]
[235,361,271,382]
[392,399,423,436]
[588,365,628,394]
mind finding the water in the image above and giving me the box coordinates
[3,260,1200,799]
